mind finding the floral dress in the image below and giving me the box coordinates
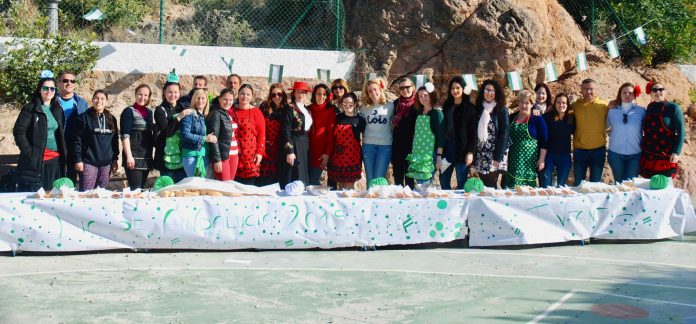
[474,118,507,174]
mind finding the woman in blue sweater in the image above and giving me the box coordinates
[180,89,217,177]
[504,90,548,188]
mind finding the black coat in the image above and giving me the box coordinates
[72,110,120,167]
[476,104,511,162]
[153,102,184,171]
[206,106,236,163]
[280,104,308,155]
[452,101,478,162]
[12,98,67,184]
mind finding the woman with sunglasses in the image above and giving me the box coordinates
[328,93,366,190]
[606,83,645,183]
[639,81,685,179]
[391,77,417,188]
[331,79,350,111]
[13,71,67,191]
[258,83,287,186]
[279,81,312,187]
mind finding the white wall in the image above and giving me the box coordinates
[1,37,356,79]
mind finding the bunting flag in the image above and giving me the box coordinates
[634,27,647,45]
[463,74,478,90]
[412,74,428,89]
[83,8,105,21]
[576,52,588,72]
[368,72,377,80]
[268,64,284,83]
[171,45,187,57]
[544,62,558,82]
[317,69,331,83]
[506,71,523,91]
[606,40,620,59]
[220,57,234,73]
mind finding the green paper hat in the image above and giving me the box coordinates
[52,177,74,190]
[368,177,389,188]
[649,174,669,190]
[153,175,175,191]
[464,177,485,193]
[167,69,179,83]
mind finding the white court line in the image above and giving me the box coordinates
[575,289,696,308]
[528,289,578,324]
[399,250,696,269]
[1,266,695,291]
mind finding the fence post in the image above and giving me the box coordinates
[590,0,595,44]
[47,0,61,35]
[159,0,164,43]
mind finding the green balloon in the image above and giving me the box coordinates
[153,176,175,191]
[464,178,485,193]
[52,178,74,190]
[649,174,669,190]
[368,177,389,188]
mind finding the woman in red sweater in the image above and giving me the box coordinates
[308,84,337,185]
[232,84,265,185]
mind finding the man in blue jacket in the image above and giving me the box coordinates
[57,71,89,185]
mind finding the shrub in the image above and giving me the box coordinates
[0,35,99,104]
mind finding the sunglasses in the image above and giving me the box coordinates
[332,86,346,91]
[41,86,56,92]
[398,85,412,91]
[623,113,628,124]
[270,92,284,98]
[651,87,666,93]
[62,79,77,84]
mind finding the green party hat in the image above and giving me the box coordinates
[153,175,175,191]
[167,69,179,83]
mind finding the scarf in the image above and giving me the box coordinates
[535,103,547,114]
[392,94,415,127]
[477,101,496,143]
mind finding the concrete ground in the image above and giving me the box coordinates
[1,235,695,323]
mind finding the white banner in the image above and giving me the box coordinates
[463,74,478,90]
[506,71,523,91]
[545,62,558,82]
[577,52,588,72]
[606,40,620,59]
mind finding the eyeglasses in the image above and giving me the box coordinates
[61,79,76,84]
[651,87,666,93]
[398,85,412,91]
[270,93,283,98]
[623,113,628,124]
[41,86,56,92]
[484,89,496,94]
[331,86,345,91]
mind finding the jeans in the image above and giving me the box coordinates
[607,150,640,184]
[439,163,469,190]
[544,152,572,187]
[362,144,392,184]
[309,167,323,186]
[183,155,209,178]
[573,147,606,185]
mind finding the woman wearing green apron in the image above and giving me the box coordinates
[504,90,548,188]
[406,83,445,185]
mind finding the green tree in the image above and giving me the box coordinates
[0,35,99,104]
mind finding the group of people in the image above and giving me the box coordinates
[12,69,685,192]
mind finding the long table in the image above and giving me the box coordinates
[0,189,694,252]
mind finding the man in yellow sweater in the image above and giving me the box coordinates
[572,79,608,185]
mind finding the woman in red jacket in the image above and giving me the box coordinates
[308,84,337,185]
[232,84,265,185]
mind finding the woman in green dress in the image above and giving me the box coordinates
[504,90,548,188]
[406,83,445,185]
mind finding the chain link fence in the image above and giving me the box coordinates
[0,0,347,50]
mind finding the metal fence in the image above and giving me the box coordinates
[0,0,347,50]
[558,0,641,58]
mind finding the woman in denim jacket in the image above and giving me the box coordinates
[180,89,217,177]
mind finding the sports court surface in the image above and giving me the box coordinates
[1,234,695,323]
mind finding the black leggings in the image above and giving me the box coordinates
[125,169,149,190]
[392,160,415,189]
[479,171,501,189]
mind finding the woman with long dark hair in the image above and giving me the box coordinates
[308,83,337,185]
[13,71,67,191]
[542,94,575,187]
[406,84,444,185]
[154,74,192,183]
[72,90,119,190]
[473,79,510,189]
[328,92,366,190]
[258,83,287,186]
[606,83,645,183]
[232,84,265,185]
[207,88,239,181]
[440,76,477,189]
